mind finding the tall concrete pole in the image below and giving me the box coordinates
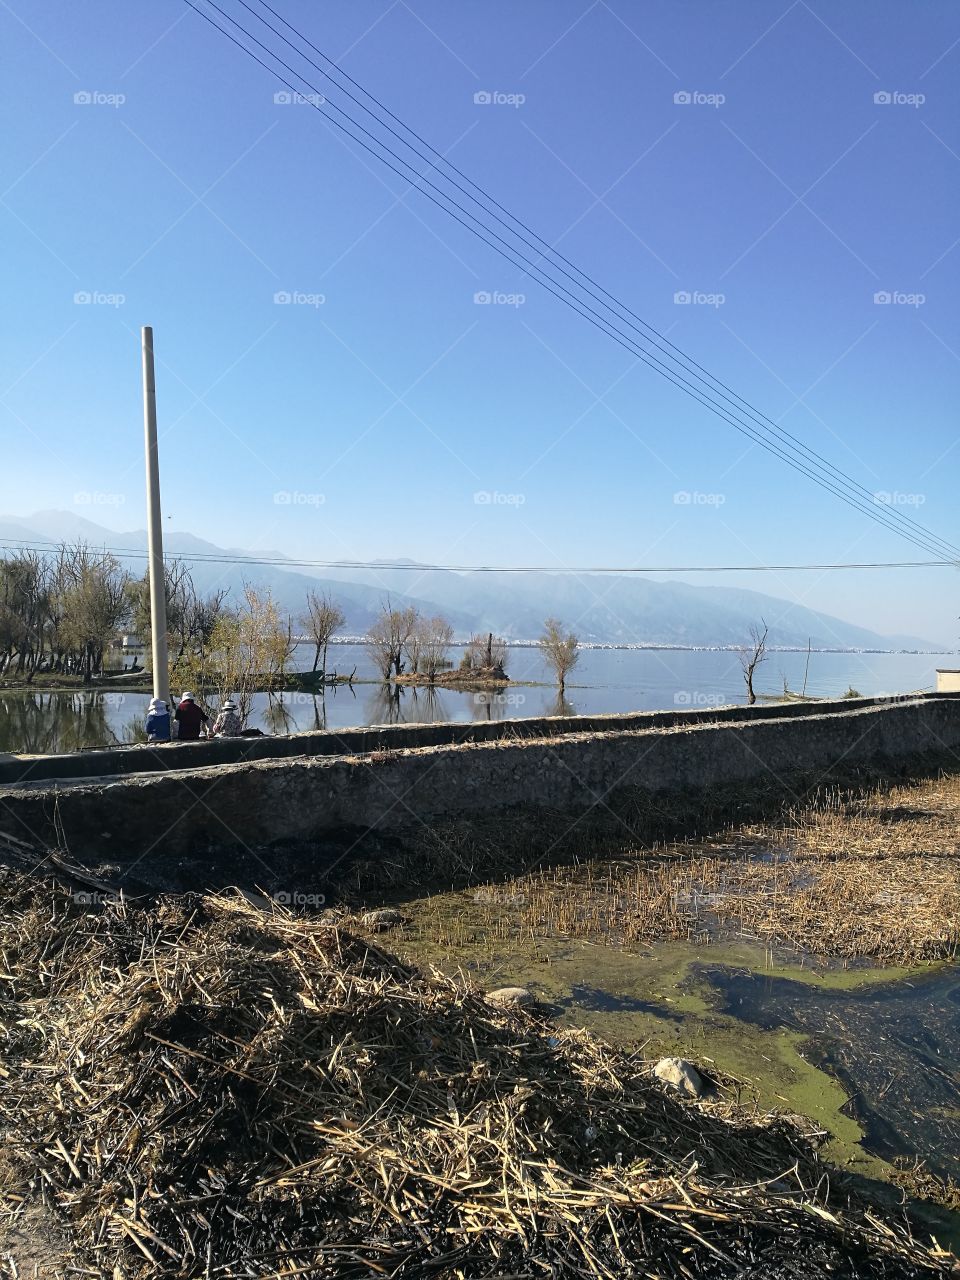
[141,326,170,709]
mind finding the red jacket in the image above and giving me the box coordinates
[174,700,208,740]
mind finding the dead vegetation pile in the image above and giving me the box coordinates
[470,775,960,963]
[0,871,956,1279]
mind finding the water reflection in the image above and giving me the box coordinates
[547,691,577,718]
[306,693,327,733]
[408,685,448,724]
[363,683,454,726]
[262,694,297,737]
[0,645,944,755]
[365,683,404,726]
[0,691,133,755]
[471,690,509,721]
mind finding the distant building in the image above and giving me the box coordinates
[936,669,960,693]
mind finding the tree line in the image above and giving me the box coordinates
[0,547,298,718]
[0,545,583,705]
[0,545,131,682]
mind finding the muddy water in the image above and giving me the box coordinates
[716,964,960,1181]
[386,885,959,1203]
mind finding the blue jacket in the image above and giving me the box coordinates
[145,710,171,741]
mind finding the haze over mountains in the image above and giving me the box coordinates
[0,511,945,651]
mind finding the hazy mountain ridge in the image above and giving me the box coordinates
[0,513,945,651]
[0,514,469,637]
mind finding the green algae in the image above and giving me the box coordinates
[386,885,951,1193]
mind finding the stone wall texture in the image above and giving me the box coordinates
[1,695,958,865]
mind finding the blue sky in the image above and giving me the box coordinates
[2,0,958,642]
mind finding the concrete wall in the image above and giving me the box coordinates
[2,696,959,876]
[0,691,943,787]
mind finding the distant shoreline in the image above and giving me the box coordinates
[321,638,953,656]
[0,643,949,696]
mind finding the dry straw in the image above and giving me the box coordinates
[0,871,955,1278]
[462,776,960,964]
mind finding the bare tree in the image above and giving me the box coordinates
[405,622,424,674]
[738,620,769,706]
[301,590,346,674]
[58,546,132,683]
[367,602,419,681]
[418,615,454,679]
[539,617,579,691]
[461,632,507,675]
[0,552,47,677]
[402,614,454,679]
[129,560,226,687]
[190,585,294,725]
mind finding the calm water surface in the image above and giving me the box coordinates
[0,644,947,754]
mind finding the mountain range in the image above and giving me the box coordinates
[0,510,945,651]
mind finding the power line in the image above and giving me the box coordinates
[234,0,960,565]
[181,0,960,567]
[0,538,954,574]
[191,0,959,563]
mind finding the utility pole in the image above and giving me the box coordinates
[141,326,170,709]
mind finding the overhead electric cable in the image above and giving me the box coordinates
[182,0,960,565]
[186,0,956,560]
[236,0,960,563]
[0,538,953,574]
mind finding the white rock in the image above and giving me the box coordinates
[653,1056,704,1098]
[486,986,535,1008]
[361,908,404,932]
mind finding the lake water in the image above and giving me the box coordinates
[0,643,948,755]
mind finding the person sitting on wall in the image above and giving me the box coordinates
[212,698,243,737]
[174,691,210,741]
[145,697,170,742]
